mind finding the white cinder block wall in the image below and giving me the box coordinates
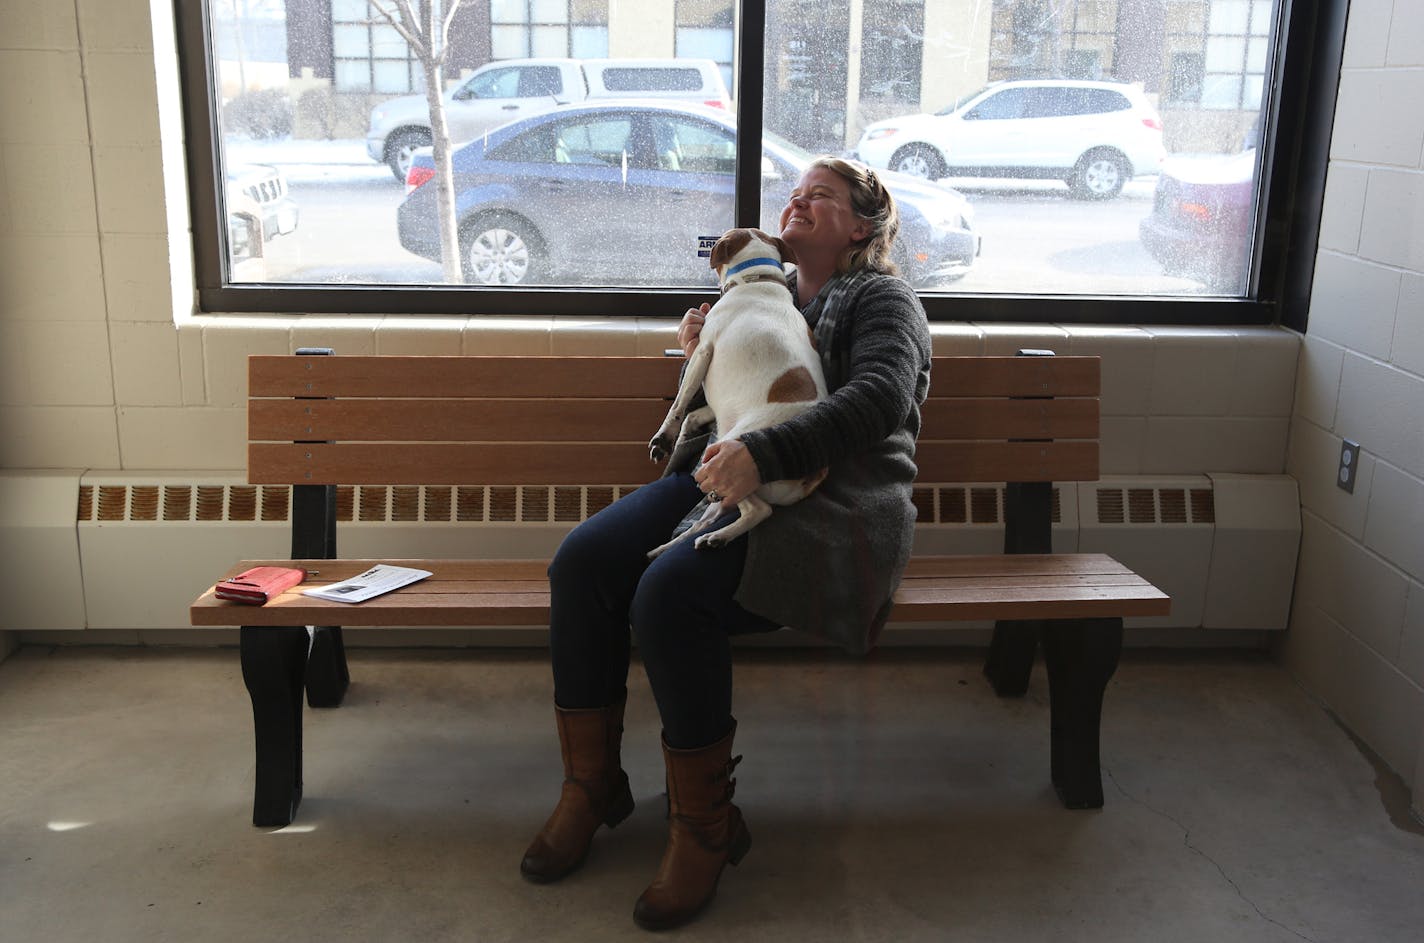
[1282,0,1424,818]
[0,0,1413,810]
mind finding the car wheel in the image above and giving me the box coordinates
[889,144,946,181]
[386,129,432,182]
[1068,150,1127,200]
[462,215,543,285]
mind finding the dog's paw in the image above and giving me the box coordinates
[694,533,725,551]
[648,433,673,463]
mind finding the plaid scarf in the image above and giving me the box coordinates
[793,267,878,389]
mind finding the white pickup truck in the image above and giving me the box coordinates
[366,57,731,180]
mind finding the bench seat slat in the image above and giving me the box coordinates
[890,585,1169,618]
[191,554,1167,627]
[251,355,681,399]
[901,573,1162,589]
[903,554,1134,577]
[208,559,554,581]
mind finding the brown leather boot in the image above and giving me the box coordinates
[632,722,751,931]
[520,693,635,883]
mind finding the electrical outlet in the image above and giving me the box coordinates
[1337,439,1361,493]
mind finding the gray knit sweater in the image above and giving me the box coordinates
[671,268,932,654]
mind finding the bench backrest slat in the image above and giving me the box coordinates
[250,355,680,398]
[913,440,1098,484]
[250,442,656,486]
[250,398,668,443]
[247,354,1101,487]
[919,398,1098,441]
[926,356,1099,397]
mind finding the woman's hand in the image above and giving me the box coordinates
[694,439,761,509]
[677,302,712,358]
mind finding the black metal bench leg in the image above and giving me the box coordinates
[984,619,1040,696]
[305,626,350,708]
[1042,617,1123,810]
[240,625,309,827]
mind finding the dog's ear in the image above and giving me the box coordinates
[709,229,752,271]
[768,234,797,266]
[751,225,797,262]
[748,228,796,266]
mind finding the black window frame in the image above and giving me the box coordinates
[175,0,1345,330]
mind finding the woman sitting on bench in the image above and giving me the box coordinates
[521,158,933,931]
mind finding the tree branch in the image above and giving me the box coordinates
[367,0,428,59]
[439,0,465,62]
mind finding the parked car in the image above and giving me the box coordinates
[854,79,1166,199]
[225,163,299,278]
[367,57,731,180]
[396,101,980,288]
[1138,145,1258,293]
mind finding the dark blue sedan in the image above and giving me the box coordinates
[397,101,980,287]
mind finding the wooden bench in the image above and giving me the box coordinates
[192,351,1169,827]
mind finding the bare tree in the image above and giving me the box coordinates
[368,0,465,283]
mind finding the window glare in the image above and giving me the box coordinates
[212,0,1280,300]
[1211,0,1252,33]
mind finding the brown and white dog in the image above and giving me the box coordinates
[647,228,829,558]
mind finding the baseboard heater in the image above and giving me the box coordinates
[0,471,1299,637]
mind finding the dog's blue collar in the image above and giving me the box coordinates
[726,257,784,276]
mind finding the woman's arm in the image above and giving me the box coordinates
[738,276,931,483]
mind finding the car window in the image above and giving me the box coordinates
[600,67,706,92]
[518,67,563,97]
[553,117,634,166]
[463,67,522,99]
[1080,88,1132,114]
[964,87,1030,120]
[486,123,559,163]
[649,116,736,174]
[1022,87,1067,118]
[939,84,995,116]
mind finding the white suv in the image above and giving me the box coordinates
[855,79,1165,199]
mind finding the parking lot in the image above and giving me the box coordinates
[231,138,1210,296]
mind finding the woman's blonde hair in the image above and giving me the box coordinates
[808,156,900,276]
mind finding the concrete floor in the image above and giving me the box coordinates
[1,645,1422,943]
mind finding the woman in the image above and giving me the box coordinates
[522,157,932,931]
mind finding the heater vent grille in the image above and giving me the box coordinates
[1096,486,1215,525]
[911,486,1064,526]
[76,483,647,524]
[76,481,1220,529]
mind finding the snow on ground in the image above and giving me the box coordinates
[224,137,390,184]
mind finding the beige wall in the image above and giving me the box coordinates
[920,0,993,113]
[1281,0,1424,816]
[607,0,676,59]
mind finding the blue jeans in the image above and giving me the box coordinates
[547,473,779,749]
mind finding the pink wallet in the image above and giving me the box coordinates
[214,566,307,605]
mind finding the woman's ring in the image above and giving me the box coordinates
[706,490,720,503]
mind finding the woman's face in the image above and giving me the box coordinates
[778,166,870,262]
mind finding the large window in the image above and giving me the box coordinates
[333,0,425,93]
[492,0,609,59]
[676,0,735,94]
[1201,0,1274,110]
[179,0,1343,323]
